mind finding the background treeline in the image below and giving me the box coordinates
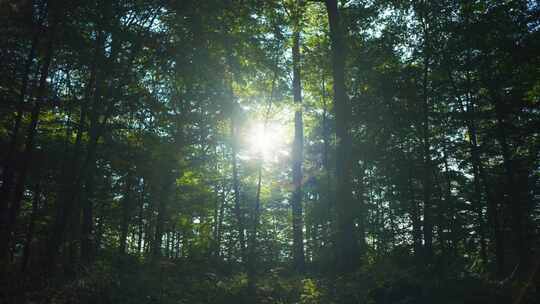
[0,0,539,303]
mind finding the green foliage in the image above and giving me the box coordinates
[300,278,323,304]
[0,0,538,303]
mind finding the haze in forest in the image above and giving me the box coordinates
[1,0,539,303]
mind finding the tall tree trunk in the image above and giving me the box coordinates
[449,68,505,276]
[79,111,101,263]
[321,73,333,252]
[81,0,123,264]
[0,4,45,240]
[138,180,145,254]
[153,200,165,258]
[469,116,500,273]
[492,93,529,277]
[455,2,505,276]
[247,161,262,301]
[324,0,359,272]
[231,115,247,261]
[0,31,39,214]
[49,108,102,270]
[247,62,278,301]
[291,13,305,273]
[221,0,247,262]
[94,176,108,255]
[153,180,170,258]
[467,127,488,265]
[408,164,422,261]
[420,88,434,263]
[80,167,95,263]
[48,25,109,270]
[215,186,227,257]
[0,18,57,265]
[355,167,367,252]
[175,232,180,259]
[432,163,447,258]
[419,6,433,262]
[20,181,40,273]
[119,171,133,255]
[213,186,220,256]
[441,146,459,257]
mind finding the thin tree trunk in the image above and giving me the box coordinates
[0,31,39,214]
[153,180,170,258]
[50,95,102,270]
[215,187,227,257]
[291,10,305,272]
[0,6,44,239]
[21,181,40,273]
[420,62,433,262]
[449,68,505,276]
[419,6,433,262]
[247,160,263,301]
[231,115,247,261]
[355,165,367,253]
[321,73,332,251]
[48,30,108,270]
[213,187,219,256]
[153,200,165,258]
[492,92,529,277]
[442,146,459,257]
[119,171,133,255]
[138,180,145,254]
[432,164,447,258]
[247,58,278,301]
[0,18,57,264]
[50,1,121,267]
[408,166,422,261]
[75,34,97,265]
[462,56,489,268]
[80,159,96,263]
[467,135,488,264]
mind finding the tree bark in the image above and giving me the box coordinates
[119,171,133,255]
[321,73,333,253]
[48,21,110,270]
[419,4,433,262]
[324,0,359,272]
[291,11,305,272]
[441,145,459,257]
[449,68,505,276]
[0,4,44,240]
[153,179,170,258]
[247,160,262,301]
[0,16,57,265]
[80,166,95,262]
[138,180,145,254]
[408,164,422,261]
[0,31,39,216]
[247,57,278,301]
[215,186,227,257]
[420,67,433,262]
[231,115,247,261]
[21,181,40,273]
[492,92,529,277]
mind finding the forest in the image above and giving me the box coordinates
[0,0,539,303]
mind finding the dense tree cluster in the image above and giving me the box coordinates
[1,0,539,303]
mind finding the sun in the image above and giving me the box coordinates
[244,121,288,162]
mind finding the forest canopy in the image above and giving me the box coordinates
[0,0,539,303]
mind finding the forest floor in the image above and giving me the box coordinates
[6,253,533,304]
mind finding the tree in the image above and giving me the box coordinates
[289,0,306,273]
[0,0,539,303]
[324,0,360,272]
